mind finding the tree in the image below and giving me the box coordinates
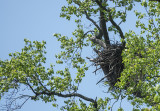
[0,0,160,111]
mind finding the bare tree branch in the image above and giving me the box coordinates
[1,91,30,111]
[7,96,30,111]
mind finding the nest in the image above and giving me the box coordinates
[89,43,124,89]
[88,43,145,98]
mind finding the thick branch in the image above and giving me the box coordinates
[93,0,125,46]
[53,92,95,103]
[31,91,95,103]
[99,0,110,45]
[27,80,98,110]
[30,90,98,110]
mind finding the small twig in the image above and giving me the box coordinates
[96,72,113,85]
[111,93,121,111]
[93,67,101,74]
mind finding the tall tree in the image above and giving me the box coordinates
[0,0,160,111]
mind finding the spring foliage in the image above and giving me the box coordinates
[0,0,160,111]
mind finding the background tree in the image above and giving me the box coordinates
[0,0,160,111]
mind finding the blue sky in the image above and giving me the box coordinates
[0,0,147,111]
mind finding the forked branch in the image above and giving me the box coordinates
[93,0,125,42]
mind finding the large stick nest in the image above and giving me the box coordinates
[90,43,124,89]
[88,43,145,98]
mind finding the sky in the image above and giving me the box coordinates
[0,0,147,111]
